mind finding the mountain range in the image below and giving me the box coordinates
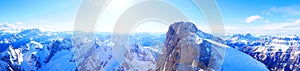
[0,22,299,71]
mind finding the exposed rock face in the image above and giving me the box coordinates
[156,22,226,71]
[156,22,270,71]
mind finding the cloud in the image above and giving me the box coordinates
[264,5,300,16]
[282,19,300,28]
[294,19,300,24]
[39,20,44,23]
[245,15,262,23]
[226,19,300,35]
[31,20,44,23]
[0,23,14,27]
[15,22,23,25]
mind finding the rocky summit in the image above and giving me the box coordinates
[156,22,269,71]
[156,22,224,71]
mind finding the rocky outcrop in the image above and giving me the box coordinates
[156,22,226,71]
[156,22,269,71]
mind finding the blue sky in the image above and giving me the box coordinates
[1,0,300,34]
[0,0,81,31]
[217,0,300,34]
[218,0,300,24]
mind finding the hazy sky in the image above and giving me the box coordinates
[1,0,300,35]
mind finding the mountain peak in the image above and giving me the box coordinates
[157,22,225,70]
[168,22,199,34]
[18,28,41,36]
[156,22,268,71]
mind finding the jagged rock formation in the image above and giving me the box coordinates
[227,34,300,70]
[156,22,269,71]
[156,22,225,71]
[0,29,76,71]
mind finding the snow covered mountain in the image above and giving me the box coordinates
[0,22,289,71]
[0,29,75,71]
[226,34,300,70]
[0,29,162,71]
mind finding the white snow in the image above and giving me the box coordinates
[222,48,269,71]
[39,50,76,71]
[204,39,229,48]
